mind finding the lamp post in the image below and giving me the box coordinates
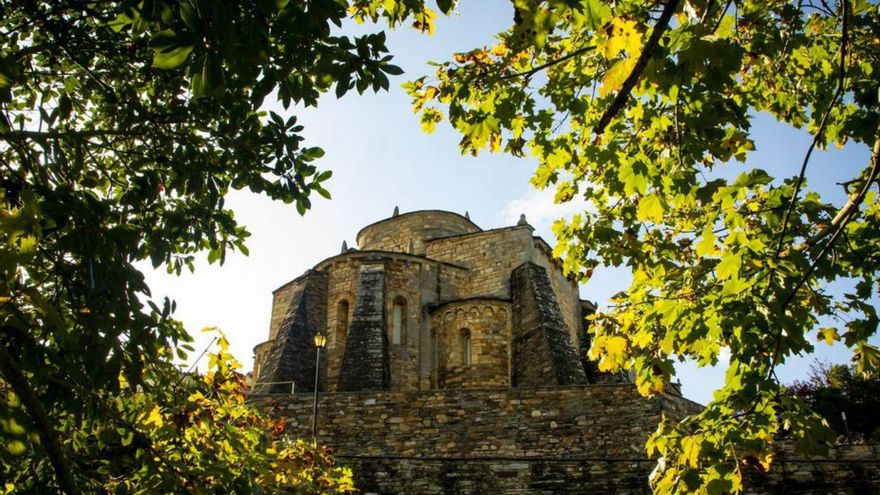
[311,332,327,443]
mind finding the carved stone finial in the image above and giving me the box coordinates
[517,213,529,226]
[341,240,348,253]
[393,206,400,217]
[465,211,470,220]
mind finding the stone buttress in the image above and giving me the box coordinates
[337,265,391,391]
[254,271,327,393]
[510,262,587,387]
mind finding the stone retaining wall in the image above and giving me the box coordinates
[254,385,880,494]
[254,385,688,459]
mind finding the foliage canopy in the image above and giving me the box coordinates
[407,0,880,492]
[787,361,880,442]
[0,0,440,492]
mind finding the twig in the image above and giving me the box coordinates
[766,116,880,380]
[499,45,596,81]
[594,0,681,136]
[175,336,218,388]
[773,0,849,259]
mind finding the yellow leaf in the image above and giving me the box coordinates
[716,250,741,280]
[637,194,664,222]
[597,335,628,372]
[491,43,509,57]
[681,433,703,467]
[817,327,839,346]
[695,226,718,257]
[143,405,164,428]
[600,57,636,97]
[602,17,642,59]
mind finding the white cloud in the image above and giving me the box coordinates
[500,187,594,239]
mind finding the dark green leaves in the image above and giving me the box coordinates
[436,0,457,15]
[0,0,439,491]
[149,30,194,69]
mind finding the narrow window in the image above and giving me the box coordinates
[336,300,349,342]
[460,329,472,366]
[392,296,407,345]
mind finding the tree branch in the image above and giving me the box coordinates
[499,45,596,81]
[774,0,849,258]
[0,345,82,495]
[0,129,139,141]
[594,0,681,136]
[767,115,880,380]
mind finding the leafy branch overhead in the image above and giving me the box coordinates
[0,0,437,492]
[407,0,880,493]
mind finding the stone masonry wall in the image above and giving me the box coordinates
[529,240,582,345]
[256,271,327,393]
[510,262,587,387]
[357,211,480,255]
[253,386,880,494]
[431,298,511,389]
[336,446,880,495]
[256,385,695,459]
[319,252,457,392]
[324,259,360,392]
[384,257,435,391]
[338,265,390,391]
[269,274,310,341]
[425,227,534,300]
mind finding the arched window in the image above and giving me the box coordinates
[392,296,407,345]
[336,299,349,342]
[460,328,472,366]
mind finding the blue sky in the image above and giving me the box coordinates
[142,1,875,405]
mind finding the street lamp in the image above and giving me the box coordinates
[311,332,327,442]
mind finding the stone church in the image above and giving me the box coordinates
[251,209,880,494]
[253,208,615,394]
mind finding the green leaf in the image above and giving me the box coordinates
[315,187,332,200]
[149,30,194,69]
[695,226,717,257]
[716,250,741,280]
[382,64,404,76]
[583,0,612,30]
[637,194,664,222]
[436,0,456,15]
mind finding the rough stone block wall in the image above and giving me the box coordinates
[529,240,582,344]
[384,258,432,391]
[336,445,880,495]
[255,271,327,393]
[743,442,880,494]
[431,299,511,389]
[357,211,480,254]
[425,227,533,299]
[255,385,695,458]
[340,456,653,495]
[325,259,360,392]
[252,387,880,494]
[511,262,587,387]
[338,265,391,391]
[252,385,702,493]
[437,264,467,303]
[268,274,309,341]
